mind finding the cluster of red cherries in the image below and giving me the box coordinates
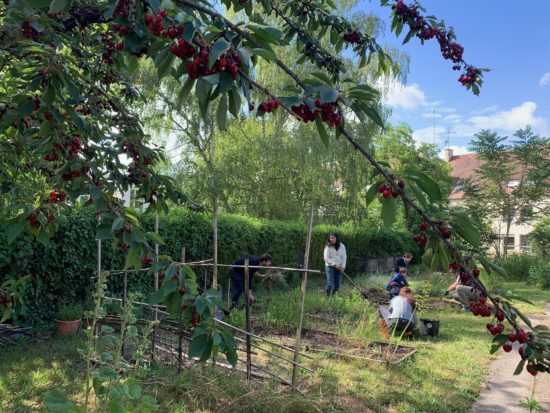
[391,0,482,88]
[291,99,342,128]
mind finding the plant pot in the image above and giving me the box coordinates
[419,318,440,337]
[56,319,81,337]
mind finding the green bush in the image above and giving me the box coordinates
[1,206,414,326]
[498,254,538,281]
[528,260,550,289]
[531,217,550,258]
[57,304,84,321]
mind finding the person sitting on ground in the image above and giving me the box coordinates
[386,287,418,333]
[228,254,272,310]
[444,270,479,312]
[323,232,347,297]
[393,252,413,274]
[385,267,409,298]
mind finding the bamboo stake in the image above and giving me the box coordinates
[192,263,323,274]
[214,318,314,359]
[244,258,251,381]
[151,212,159,362]
[121,267,127,357]
[292,205,314,386]
[232,336,314,372]
[178,247,185,373]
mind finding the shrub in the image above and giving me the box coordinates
[57,304,84,321]
[528,260,550,289]
[1,206,414,326]
[498,254,538,281]
[531,217,550,258]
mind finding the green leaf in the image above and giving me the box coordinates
[513,307,533,329]
[252,48,277,62]
[177,77,195,108]
[513,358,526,375]
[188,333,210,359]
[320,86,339,104]
[111,216,124,232]
[148,288,165,305]
[6,222,25,244]
[125,248,141,270]
[43,389,77,413]
[408,170,442,202]
[227,88,241,117]
[99,366,118,380]
[156,50,175,79]
[362,106,385,129]
[402,29,416,45]
[312,71,333,85]
[126,378,142,400]
[25,0,50,7]
[208,38,230,69]
[365,182,382,206]
[217,94,228,131]
[36,228,51,246]
[490,334,508,354]
[49,0,68,13]
[315,116,329,148]
[450,210,480,248]
[381,196,397,228]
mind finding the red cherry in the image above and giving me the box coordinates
[502,343,512,352]
[419,222,428,231]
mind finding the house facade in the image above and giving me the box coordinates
[444,148,533,255]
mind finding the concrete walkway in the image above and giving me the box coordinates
[471,304,550,413]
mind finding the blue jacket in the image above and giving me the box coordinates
[385,273,409,291]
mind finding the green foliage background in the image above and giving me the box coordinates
[0,207,414,326]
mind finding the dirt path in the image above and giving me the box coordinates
[471,303,550,413]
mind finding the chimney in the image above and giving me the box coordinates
[443,148,454,162]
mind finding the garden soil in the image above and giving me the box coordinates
[471,303,550,413]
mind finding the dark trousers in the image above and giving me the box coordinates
[325,266,342,296]
[230,272,245,308]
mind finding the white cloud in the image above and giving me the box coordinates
[443,114,462,123]
[539,72,550,87]
[469,101,549,133]
[422,112,442,119]
[384,83,427,110]
[412,125,446,145]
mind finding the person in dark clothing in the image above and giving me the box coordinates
[229,254,272,309]
[385,267,410,298]
[393,252,413,273]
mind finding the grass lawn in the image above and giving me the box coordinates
[0,275,547,413]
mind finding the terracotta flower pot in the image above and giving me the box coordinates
[56,319,81,337]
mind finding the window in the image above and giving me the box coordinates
[507,179,520,188]
[520,235,531,252]
[505,236,515,252]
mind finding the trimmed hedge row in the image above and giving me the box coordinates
[1,207,415,326]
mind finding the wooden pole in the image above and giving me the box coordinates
[151,212,159,363]
[212,201,218,289]
[227,278,231,310]
[292,205,314,386]
[178,247,185,373]
[121,267,127,357]
[244,258,251,381]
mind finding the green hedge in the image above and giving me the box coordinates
[0,207,414,326]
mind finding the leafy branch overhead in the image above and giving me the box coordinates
[0,0,548,379]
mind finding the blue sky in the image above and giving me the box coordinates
[361,1,550,156]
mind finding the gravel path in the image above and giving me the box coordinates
[471,303,550,413]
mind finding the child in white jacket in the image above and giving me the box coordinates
[323,232,347,296]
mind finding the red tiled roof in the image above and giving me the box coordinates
[448,152,527,200]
